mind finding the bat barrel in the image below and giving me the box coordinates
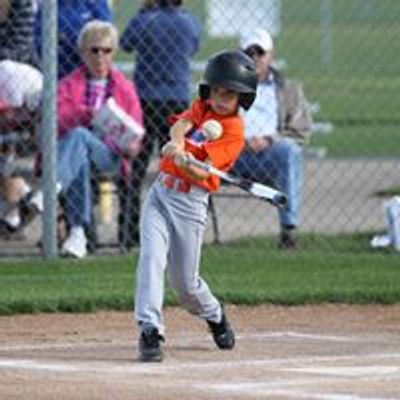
[184,155,288,208]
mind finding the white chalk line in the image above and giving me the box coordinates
[206,381,394,400]
[1,329,400,400]
[205,365,400,400]
[1,346,400,400]
[0,330,399,376]
[1,358,398,400]
[1,352,400,375]
[284,365,400,377]
[0,330,372,352]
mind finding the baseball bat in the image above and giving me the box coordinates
[184,156,288,208]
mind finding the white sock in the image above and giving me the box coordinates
[70,225,86,238]
[5,213,21,228]
[29,182,63,213]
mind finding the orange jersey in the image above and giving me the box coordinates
[160,99,245,192]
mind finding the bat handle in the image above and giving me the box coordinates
[272,193,288,208]
[183,155,211,172]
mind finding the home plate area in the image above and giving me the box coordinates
[0,305,400,399]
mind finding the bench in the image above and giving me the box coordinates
[208,176,278,244]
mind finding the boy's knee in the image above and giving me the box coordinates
[169,277,197,303]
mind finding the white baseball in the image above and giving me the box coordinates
[202,119,223,141]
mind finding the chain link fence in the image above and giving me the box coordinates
[1,0,399,258]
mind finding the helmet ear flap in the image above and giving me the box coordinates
[239,93,256,110]
[199,83,210,100]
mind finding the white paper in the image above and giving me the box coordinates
[92,97,144,151]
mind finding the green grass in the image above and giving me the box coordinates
[375,186,400,197]
[0,233,399,315]
[112,0,400,157]
[310,123,400,157]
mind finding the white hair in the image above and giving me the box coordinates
[78,20,119,50]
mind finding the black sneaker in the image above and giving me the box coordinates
[0,218,17,235]
[278,231,297,250]
[138,327,164,362]
[207,309,235,350]
[0,218,25,240]
[17,191,42,230]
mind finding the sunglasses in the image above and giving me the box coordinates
[245,46,266,58]
[90,47,113,55]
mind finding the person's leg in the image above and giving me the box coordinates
[17,126,118,248]
[0,145,31,233]
[267,139,303,229]
[167,190,219,320]
[59,127,119,228]
[232,149,274,183]
[166,186,235,350]
[134,185,169,332]
[57,127,119,257]
[261,139,302,248]
[0,176,31,234]
[134,181,170,361]
[232,140,303,248]
[2,176,30,204]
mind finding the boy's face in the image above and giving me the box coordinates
[208,86,240,116]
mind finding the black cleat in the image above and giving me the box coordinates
[207,309,235,350]
[138,327,164,362]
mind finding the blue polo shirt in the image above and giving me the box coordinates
[120,6,201,102]
[35,0,112,79]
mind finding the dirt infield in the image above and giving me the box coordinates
[1,305,400,399]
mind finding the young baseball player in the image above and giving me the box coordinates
[134,50,257,362]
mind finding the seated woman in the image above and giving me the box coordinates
[19,20,144,258]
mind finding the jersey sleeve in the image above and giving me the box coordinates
[167,99,205,126]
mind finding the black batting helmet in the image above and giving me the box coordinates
[199,50,258,110]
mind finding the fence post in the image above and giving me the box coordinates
[320,0,333,65]
[40,0,58,259]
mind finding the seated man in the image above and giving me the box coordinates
[17,20,144,259]
[233,28,312,249]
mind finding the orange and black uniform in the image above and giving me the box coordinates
[160,99,245,192]
[134,98,245,338]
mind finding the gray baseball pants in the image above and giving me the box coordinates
[134,175,222,336]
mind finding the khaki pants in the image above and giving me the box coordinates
[0,176,27,204]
